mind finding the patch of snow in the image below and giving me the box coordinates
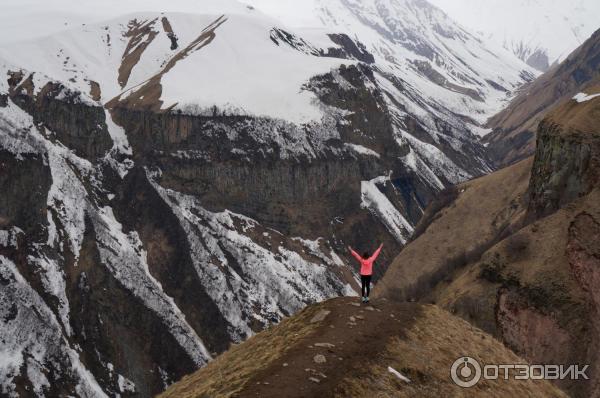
[91,205,212,365]
[117,374,136,393]
[0,101,42,160]
[361,176,414,244]
[45,140,91,260]
[26,356,51,396]
[397,133,471,185]
[150,173,352,340]
[401,147,445,190]
[103,109,134,178]
[388,366,411,383]
[573,92,600,103]
[28,254,72,336]
[344,143,380,158]
[0,256,107,397]
[0,227,22,249]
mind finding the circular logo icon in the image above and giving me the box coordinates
[451,356,482,388]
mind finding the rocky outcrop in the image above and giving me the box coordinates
[0,150,51,238]
[7,72,112,161]
[325,34,375,64]
[567,211,600,395]
[527,104,600,219]
[269,28,374,64]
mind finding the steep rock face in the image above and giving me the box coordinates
[528,118,600,219]
[0,92,359,395]
[486,192,600,397]
[0,150,50,238]
[110,107,382,239]
[566,211,600,394]
[7,72,112,160]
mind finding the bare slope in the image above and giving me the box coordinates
[376,157,532,301]
[160,297,564,398]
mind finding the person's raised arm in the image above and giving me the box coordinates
[368,243,383,262]
[348,246,363,262]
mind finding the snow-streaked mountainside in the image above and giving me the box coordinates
[0,0,251,45]
[245,0,538,127]
[0,0,535,396]
[427,0,600,71]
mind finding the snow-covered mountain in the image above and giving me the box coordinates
[0,0,535,396]
[427,0,600,71]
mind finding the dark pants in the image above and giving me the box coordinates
[361,275,372,297]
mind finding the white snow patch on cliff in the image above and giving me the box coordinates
[28,254,72,336]
[573,92,600,103]
[344,143,380,158]
[103,109,134,178]
[150,174,353,340]
[0,256,107,397]
[361,176,414,244]
[91,205,212,365]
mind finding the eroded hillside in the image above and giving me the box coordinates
[380,77,600,397]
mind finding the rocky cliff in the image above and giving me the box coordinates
[528,91,600,218]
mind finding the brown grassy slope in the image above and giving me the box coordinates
[338,304,563,398]
[160,297,564,398]
[375,157,532,302]
[484,28,600,166]
[544,83,600,136]
[428,93,600,396]
[429,188,600,397]
[380,94,600,395]
[157,300,326,398]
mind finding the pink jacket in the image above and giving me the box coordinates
[349,244,383,276]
